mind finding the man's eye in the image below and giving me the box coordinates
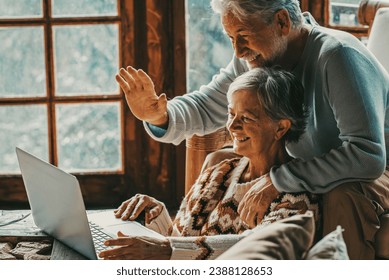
[242,116,253,123]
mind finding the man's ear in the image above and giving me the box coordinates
[275,119,291,140]
[274,9,291,36]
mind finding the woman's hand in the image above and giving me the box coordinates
[99,231,172,260]
[116,66,168,127]
[238,174,280,228]
[114,194,164,223]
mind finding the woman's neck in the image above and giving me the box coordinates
[240,145,292,183]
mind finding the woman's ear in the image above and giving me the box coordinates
[274,119,291,140]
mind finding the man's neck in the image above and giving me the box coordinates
[279,25,312,71]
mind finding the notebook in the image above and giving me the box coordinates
[15,147,164,260]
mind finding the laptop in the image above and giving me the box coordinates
[15,147,164,260]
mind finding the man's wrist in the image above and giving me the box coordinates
[149,112,169,129]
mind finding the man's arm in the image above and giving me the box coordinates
[271,46,389,193]
[143,56,248,145]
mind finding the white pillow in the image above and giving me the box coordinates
[305,226,349,260]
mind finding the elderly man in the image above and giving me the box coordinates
[116,0,389,259]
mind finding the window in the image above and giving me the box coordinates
[0,0,185,210]
[328,0,362,27]
[0,0,121,174]
[323,0,369,38]
[186,0,233,92]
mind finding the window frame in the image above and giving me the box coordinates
[0,1,124,173]
[0,0,186,210]
[301,0,369,38]
[323,0,369,37]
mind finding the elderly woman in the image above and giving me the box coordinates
[99,68,320,260]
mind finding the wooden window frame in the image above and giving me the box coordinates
[300,0,369,38]
[0,0,186,211]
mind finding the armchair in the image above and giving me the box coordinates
[358,0,389,73]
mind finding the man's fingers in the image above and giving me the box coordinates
[246,209,258,228]
[126,66,142,86]
[115,74,133,93]
[120,68,137,90]
[138,69,155,92]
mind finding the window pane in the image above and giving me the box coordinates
[0,105,48,174]
[186,0,233,92]
[52,0,117,17]
[56,102,122,172]
[330,0,361,27]
[0,0,42,18]
[0,27,46,98]
[53,24,119,96]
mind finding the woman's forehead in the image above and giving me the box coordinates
[228,89,261,107]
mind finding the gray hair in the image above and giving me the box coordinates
[211,0,303,28]
[227,67,307,143]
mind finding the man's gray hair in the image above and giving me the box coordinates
[227,67,307,143]
[211,0,303,28]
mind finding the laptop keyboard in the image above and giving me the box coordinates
[89,221,114,254]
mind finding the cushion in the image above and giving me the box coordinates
[216,211,315,260]
[305,225,349,260]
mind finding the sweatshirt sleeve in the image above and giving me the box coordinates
[271,46,389,193]
[143,56,248,145]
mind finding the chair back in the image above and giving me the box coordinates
[366,7,389,73]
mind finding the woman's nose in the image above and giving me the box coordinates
[227,117,241,132]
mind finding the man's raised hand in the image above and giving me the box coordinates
[116,66,168,127]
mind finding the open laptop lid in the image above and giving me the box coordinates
[16,147,97,260]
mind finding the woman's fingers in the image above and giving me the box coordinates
[104,237,136,247]
[114,194,164,222]
[129,197,149,220]
[114,198,133,218]
[114,196,140,220]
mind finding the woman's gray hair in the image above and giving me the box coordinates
[227,67,307,143]
[211,0,303,28]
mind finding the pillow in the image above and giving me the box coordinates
[217,211,315,260]
[305,225,349,260]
